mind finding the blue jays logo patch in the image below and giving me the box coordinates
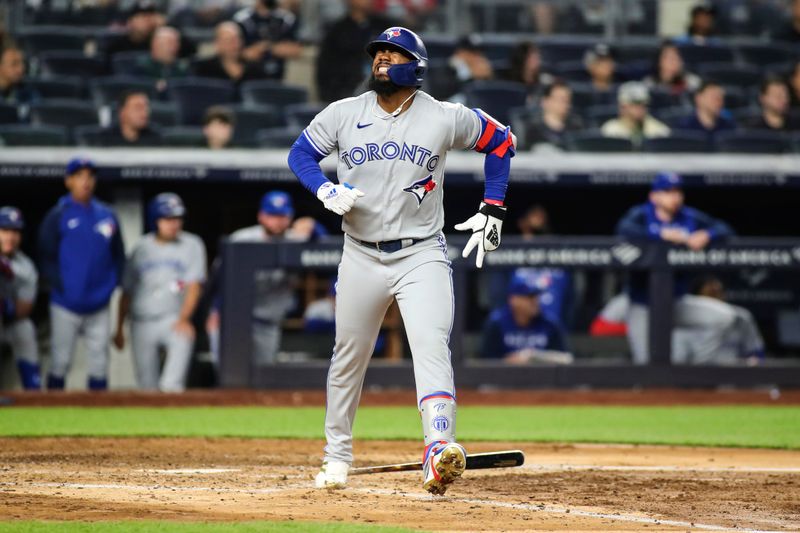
[385,28,402,39]
[403,175,436,206]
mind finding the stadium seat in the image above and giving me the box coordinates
[29,99,99,129]
[257,127,303,148]
[230,105,282,147]
[285,103,326,129]
[720,86,751,110]
[111,51,149,76]
[612,43,660,64]
[736,43,798,69]
[423,59,460,101]
[0,124,68,146]
[149,101,180,128]
[552,60,592,83]
[585,104,619,127]
[161,127,206,148]
[507,106,535,149]
[648,87,688,111]
[18,28,87,55]
[716,131,790,154]
[567,131,634,152]
[538,41,594,65]
[462,80,528,125]
[569,83,617,111]
[241,80,308,108]
[697,63,762,89]
[90,76,158,107]
[676,44,735,68]
[654,106,694,127]
[73,125,106,147]
[38,51,107,78]
[424,37,457,61]
[642,131,712,153]
[167,78,237,126]
[0,103,20,124]
[27,76,85,99]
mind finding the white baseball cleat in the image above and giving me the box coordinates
[422,441,467,495]
[314,460,349,489]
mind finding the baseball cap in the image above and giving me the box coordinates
[65,156,96,176]
[508,272,543,297]
[0,206,24,230]
[618,81,650,105]
[128,0,159,18]
[691,1,716,16]
[652,172,683,191]
[260,191,294,216]
[584,43,614,65]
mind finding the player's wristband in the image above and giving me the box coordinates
[483,199,504,206]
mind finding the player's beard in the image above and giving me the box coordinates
[368,74,402,97]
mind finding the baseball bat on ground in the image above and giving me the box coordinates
[349,450,525,476]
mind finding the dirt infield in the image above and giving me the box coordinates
[1,437,799,532]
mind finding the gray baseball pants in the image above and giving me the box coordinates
[1,318,38,364]
[131,316,194,392]
[49,303,110,380]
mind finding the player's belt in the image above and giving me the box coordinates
[352,235,429,253]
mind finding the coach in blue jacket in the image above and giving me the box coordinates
[39,157,125,390]
[616,171,740,365]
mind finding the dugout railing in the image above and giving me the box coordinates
[219,236,800,389]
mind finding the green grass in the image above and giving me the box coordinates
[0,406,798,449]
[0,521,420,533]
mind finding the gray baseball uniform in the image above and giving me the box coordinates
[302,90,481,464]
[0,250,39,365]
[123,232,206,391]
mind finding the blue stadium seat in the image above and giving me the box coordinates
[552,60,591,83]
[27,76,85,99]
[0,103,20,124]
[230,105,282,146]
[643,130,712,153]
[0,125,68,146]
[257,127,303,149]
[38,51,107,77]
[241,80,308,108]
[567,130,634,152]
[285,103,326,129]
[90,76,158,107]
[716,131,790,154]
[612,43,660,64]
[736,43,798,69]
[585,104,619,128]
[538,41,594,65]
[697,63,762,89]
[462,80,528,125]
[74,125,106,147]
[167,78,237,126]
[29,99,99,130]
[149,101,180,128]
[720,86,752,110]
[648,87,689,111]
[160,127,206,148]
[569,83,618,111]
[424,38,457,61]
[18,28,87,55]
[676,44,735,68]
[111,51,149,76]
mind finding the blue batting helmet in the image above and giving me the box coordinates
[148,192,186,229]
[366,27,428,87]
[0,206,24,230]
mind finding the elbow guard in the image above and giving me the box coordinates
[472,108,517,158]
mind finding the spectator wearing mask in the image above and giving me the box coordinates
[522,80,582,150]
[202,106,235,149]
[100,90,162,147]
[601,81,670,147]
[675,80,736,142]
[0,44,38,106]
[233,0,303,80]
[743,77,800,132]
[643,41,701,96]
[193,21,266,86]
[316,0,395,103]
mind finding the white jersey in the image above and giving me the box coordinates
[303,90,481,242]
[123,232,207,320]
[0,251,38,304]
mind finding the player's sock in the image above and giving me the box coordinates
[419,391,457,445]
[88,376,108,391]
[16,361,41,390]
[46,374,65,390]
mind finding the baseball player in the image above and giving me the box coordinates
[114,193,206,392]
[287,26,515,495]
[482,271,571,364]
[38,157,125,390]
[0,207,41,390]
[616,171,738,364]
[206,190,323,366]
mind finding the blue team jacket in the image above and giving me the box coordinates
[38,195,125,314]
[481,304,567,359]
[615,201,734,303]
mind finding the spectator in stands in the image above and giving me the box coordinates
[101,90,162,147]
[449,35,494,86]
[790,61,800,109]
[507,41,553,98]
[481,271,571,364]
[643,41,701,96]
[135,26,190,93]
[234,0,303,80]
[584,43,616,93]
[167,0,238,27]
[601,81,670,148]
[39,157,125,390]
[678,2,720,45]
[193,22,266,87]
[675,80,736,142]
[771,0,800,43]
[518,204,551,238]
[202,106,235,149]
[371,0,437,30]
[521,80,582,151]
[315,0,395,103]
[105,0,161,58]
[743,77,800,132]
[615,171,738,365]
[0,44,37,106]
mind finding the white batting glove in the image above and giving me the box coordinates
[454,202,507,268]
[316,182,365,215]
